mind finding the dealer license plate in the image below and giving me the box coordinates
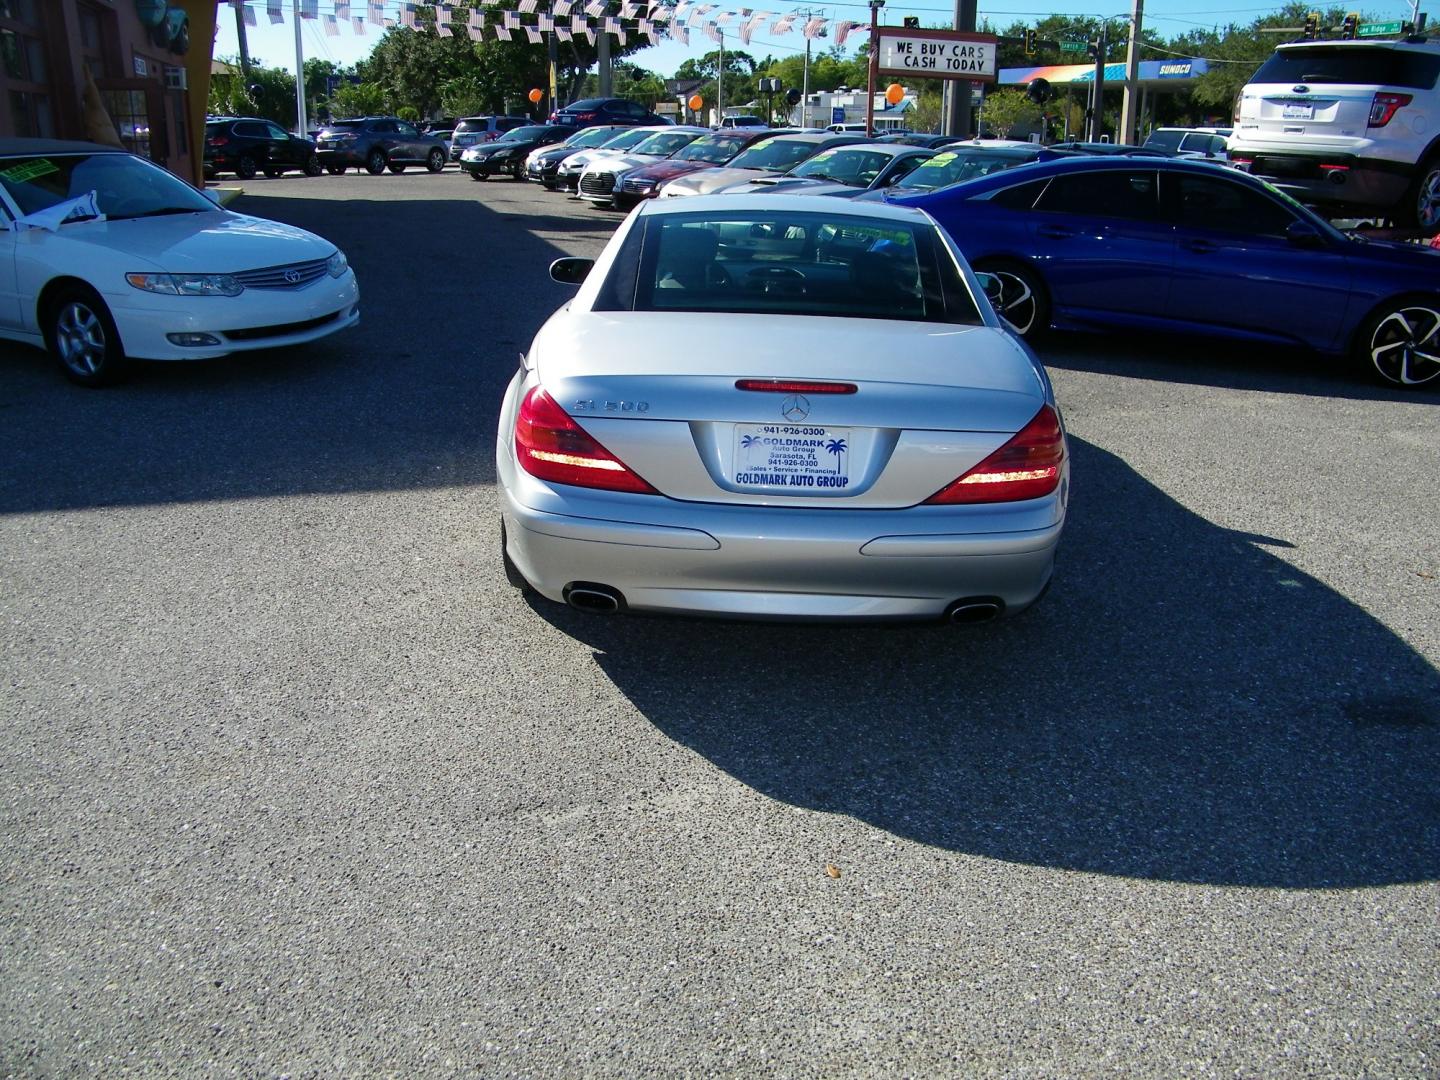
[733,424,852,491]
[1282,103,1314,120]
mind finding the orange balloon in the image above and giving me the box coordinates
[885,83,904,106]
[528,88,543,103]
[688,94,704,112]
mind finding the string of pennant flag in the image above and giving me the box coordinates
[235,0,868,47]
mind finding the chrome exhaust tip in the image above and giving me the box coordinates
[946,598,1003,625]
[563,582,625,615]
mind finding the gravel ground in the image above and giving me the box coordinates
[1,168,1436,1078]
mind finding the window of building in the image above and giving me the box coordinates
[103,89,152,158]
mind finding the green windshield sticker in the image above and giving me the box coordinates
[0,159,60,184]
[809,150,835,162]
[927,152,956,165]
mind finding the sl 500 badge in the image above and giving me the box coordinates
[572,399,650,413]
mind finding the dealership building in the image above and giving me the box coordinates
[0,0,216,184]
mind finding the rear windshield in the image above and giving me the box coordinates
[325,119,367,131]
[1252,46,1440,89]
[564,98,606,111]
[455,118,492,133]
[729,138,826,171]
[594,210,981,325]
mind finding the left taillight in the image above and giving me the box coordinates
[924,404,1064,505]
[514,387,657,495]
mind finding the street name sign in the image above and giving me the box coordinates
[875,28,999,82]
[1059,40,1088,52]
[1357,20,1403,35]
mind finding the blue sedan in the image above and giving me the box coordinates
[890,156,1440,388]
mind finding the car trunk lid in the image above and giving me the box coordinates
[530,312,1046,508]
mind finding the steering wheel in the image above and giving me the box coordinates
[744,265,807,295]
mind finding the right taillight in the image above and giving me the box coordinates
[924,404,1065,505]
[1369,92,1412,128]
[514,387,657,495]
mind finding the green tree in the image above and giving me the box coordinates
[330,80,387,118]
[978,87,1039,138]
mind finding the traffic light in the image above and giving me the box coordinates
[1342,12,1359,38]
[1303,11,1319,39]
[1024,28,1037,55]
[902,15,919,28]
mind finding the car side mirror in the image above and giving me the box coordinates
[549,257,594,284]
[199,187,224,206]
[1285,220,1326,250]
[975,272,1004,304]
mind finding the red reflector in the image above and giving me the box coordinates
[924,404,1065,505]
[1318,164,1350,172]
[514,387,657,495]
[735,379,858,394]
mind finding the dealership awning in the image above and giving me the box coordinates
[999,58,1210,87]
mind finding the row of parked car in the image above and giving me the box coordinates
[460,116,1438,391]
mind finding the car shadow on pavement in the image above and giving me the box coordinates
[536,436,1440,888]
[0,193,609,514]
[1039,331,1439,400]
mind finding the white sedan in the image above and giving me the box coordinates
[498,195,1069,623]
[0,138,359,385]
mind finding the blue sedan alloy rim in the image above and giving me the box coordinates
[1418,166,1440,232]
[991,270,1038,336]
[55,300,107,377]
[1369,305,1440,386]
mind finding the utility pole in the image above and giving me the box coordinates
[865,0,883,135]
[291,0,307,137]
[234,0,252,78]
[1119,0,1144,144]
[942,0,978,136]
[548,28,559,115]
[1090,23,1107,141]
[717,27,725,123]
[794,7,815,127]
[598,11,612,96]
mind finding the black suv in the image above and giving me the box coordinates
[314,117,448,175]
[204,117,322,179]
[549,98,671,128]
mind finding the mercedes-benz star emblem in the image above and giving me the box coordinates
[780,394,810,422]
[284,269,302,284]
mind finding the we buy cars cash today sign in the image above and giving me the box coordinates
[875,28,999,82]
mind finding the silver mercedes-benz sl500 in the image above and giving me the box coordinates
[497,194,1068,623]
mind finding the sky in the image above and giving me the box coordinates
[214,0,1429,87]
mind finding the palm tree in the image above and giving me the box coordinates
[825,438,847,473]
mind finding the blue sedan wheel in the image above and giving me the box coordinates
[976,262,1049,339]
[1363,301,1440,388]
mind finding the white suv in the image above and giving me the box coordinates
[1228,37,1440,231]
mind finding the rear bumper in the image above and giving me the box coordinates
[500,464,1066,621]
[1230,149,1413,211]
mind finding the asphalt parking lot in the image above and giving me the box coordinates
[1,167,1436,1077]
